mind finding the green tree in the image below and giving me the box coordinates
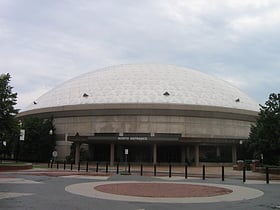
[0,73,19,161]
[248,93,280,165]
[18,117,56,162]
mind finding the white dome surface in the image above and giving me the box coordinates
[23,64,259,112]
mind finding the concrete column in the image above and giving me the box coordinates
[216,146,220,157]
[186,146,191,164]
[232,144,237,164]
[195,144,200,167]
[75,142,81,164]
[110,143,115,166]
[216,146,221,162]
[153,143,157,165]
[181,146,186,163]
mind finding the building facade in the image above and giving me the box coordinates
[18,64,259,166]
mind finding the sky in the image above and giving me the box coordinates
[1,0,279,110]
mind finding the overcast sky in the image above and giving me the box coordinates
[1,0,280,110]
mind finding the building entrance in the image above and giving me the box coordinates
[157,145,181,163]
[199,145,232,162]
[115,144,151,163]
[89,144,110,162]
[73,139,238,166]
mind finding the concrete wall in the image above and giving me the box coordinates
[54,115,252,139]
[54,115,253,159]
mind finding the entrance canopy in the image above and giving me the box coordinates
[68,133,182,143]
[68,132,241,166]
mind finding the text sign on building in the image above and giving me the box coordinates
[52,151,58,158]
[117,136,148,141]
[19,129,25,141]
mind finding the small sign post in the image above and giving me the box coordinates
[19,129,25,141]
[124,149,130,175]
[52,151,58,163]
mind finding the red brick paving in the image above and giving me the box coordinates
[94,183,233,197]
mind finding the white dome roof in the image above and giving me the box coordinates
[23,64,259,112]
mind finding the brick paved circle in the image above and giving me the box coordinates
[95,183,232,197]
[65,181,264,203]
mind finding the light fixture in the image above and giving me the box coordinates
[235,98,240,102]
[83,93,89,97]
[33,101,37,104]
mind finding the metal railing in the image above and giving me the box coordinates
[48,161,275,184]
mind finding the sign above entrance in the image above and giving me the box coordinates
[71,134,181,142]
[118,136,148,141]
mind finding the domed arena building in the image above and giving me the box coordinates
[18,64,259,166]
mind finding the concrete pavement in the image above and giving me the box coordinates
[1,165,280,210]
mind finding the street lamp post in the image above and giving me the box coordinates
[239,140,243,160]
[0,140,3,164]
[17,120,25,162]
[240,140,247,170]
[0,132,7,163]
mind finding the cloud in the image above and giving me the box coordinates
[0,20,13,40]
[1,0,280,109]
[229,8,280,33]
[225,0,276,9]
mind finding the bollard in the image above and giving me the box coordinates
[57,161,59,170]
[140,164,143,176]
[86,161,89,172]
[169,164,172,178]
[48,160,50,168]
[116,162,119,174]
[96,162,99,172]
[243,166,246,182]
[266,167,269,184]
[154,164,157,176]
[51,160,53,168]
[222,165,225,181]
[128,163,131,173]
[64,161,66,170]
[106,162,108,173]
[70,162,73,170]
[202,165,205,180]
[185,165,188,179]
[78,161,80,171]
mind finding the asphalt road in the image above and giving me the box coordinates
[1,173,280,210]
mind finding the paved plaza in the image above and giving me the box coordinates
[0,166,280,210]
